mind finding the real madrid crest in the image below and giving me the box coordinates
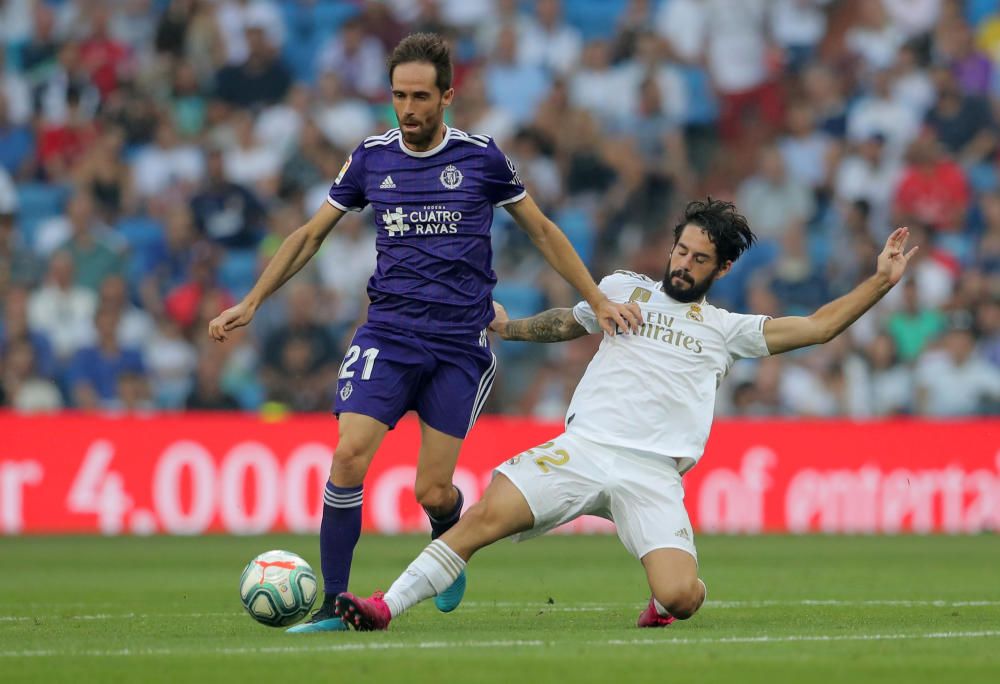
[440,164,463,189]
[686,304,704,322]
[340,380,353,401]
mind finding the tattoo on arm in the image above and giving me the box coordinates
[503,308,589,342]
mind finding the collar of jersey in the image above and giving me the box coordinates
[398,125,452,158]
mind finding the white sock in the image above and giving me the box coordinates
[383,540,466,618]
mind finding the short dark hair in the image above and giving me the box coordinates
[388,33,452,93]
[674,198,756,265]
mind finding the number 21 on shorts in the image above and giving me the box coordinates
[339,346,380,380]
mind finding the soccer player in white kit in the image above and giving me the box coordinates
[332,198,918,630]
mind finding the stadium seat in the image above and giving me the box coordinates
[116,215,166,287]
[678,66,720,126]
[15,183,70,250]
[561,0,630,40]
[554,205,595,268]
[218,248,260,300]
[281,0,360,84]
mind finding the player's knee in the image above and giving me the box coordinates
[414,481,453,512]
[653,578,704,620]
[329,441,372,485]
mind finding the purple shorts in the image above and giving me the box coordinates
[334,323,496,438]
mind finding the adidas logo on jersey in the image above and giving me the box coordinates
[380,175,396,189]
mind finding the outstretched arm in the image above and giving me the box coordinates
[505,195,642,336]
[764,227,918,355]
[208,201,345,341]
[489,302,591,342]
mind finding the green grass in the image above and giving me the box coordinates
[2,534,999,683]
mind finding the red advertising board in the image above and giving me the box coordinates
[1,412,997,535]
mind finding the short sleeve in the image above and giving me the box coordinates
[722,312,771,360]
[482,139,527,207]
[327,144,368,212]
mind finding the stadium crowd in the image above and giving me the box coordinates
[0,0,998,418]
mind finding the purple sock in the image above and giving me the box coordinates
[426,486,464,540]
[320,481,363,597]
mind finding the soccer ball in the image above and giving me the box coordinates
[239,550,317,627]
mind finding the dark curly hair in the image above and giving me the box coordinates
[673,198,757,265]
[388,33,453,94]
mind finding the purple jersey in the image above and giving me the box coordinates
[327,126,526,335]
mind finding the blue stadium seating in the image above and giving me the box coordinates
[218,248,259,300]
[15,183,70,250]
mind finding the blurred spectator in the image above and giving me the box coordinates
[1,338,62,412]
[490,25,551,125]
[0,92,34,178]
[98,274,153,350]
[518,0,583,77]
[223,110,283,196]
[313,72,377,152]
[260,282,337,413]
[924,65,998,166]
[0,44,31,126]
[834,133,900,231]
[37,85,100,183]
[769,0,830,72]
[65,305,145,409]
[185,346,241,410]
[842,333,914,417]
[27,251,96,361]
[916,311,1000,415]
[164,242,233,334]
[800,62,848,138]
[1,286,56,379]
[889,43,935,117]
[882,0,941,40]
[777,100,838,192]
[191,147,265,248]
[19,3,60,90]
[215,23,291,108]
[77,4,131,99]
[887,278,947,361]
[215,0,285,66]
[73,127,137,221]
[847,69,920,160]
[112,370,155,413]
[315,17,385,101]
[0,207,41,291]
[144,315,197,409]
[315,212,376,332]
[52,191,126,290]
[131,117,204,201]
[845,1,906,73]
[893,132,970,234]
[450,67,516,146]
[765,225,829,315]
[737,145,814,241]
[935,17,992,96]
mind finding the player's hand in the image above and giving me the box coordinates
[593,297,643,336]
[208,300,256,342]
[876,227,919,287]
[489,301,509,337]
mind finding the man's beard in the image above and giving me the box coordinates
[400,117,437,147]
[662,268,717,303]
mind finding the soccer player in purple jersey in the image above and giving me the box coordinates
[208,33,641,633]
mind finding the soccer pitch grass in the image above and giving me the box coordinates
[3,535,999,683]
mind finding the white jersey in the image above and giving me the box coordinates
[569,271,771,472]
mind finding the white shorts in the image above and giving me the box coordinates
[494,432,697,561]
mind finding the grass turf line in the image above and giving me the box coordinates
[1,534,998,683]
